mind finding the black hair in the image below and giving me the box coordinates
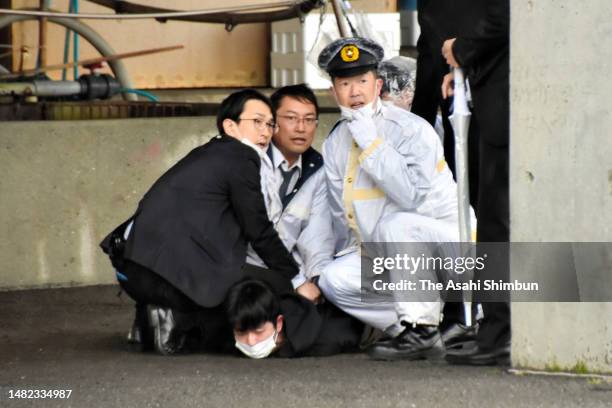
[270,83,319,118]
[225,279,280,333]
[216,89,273,135]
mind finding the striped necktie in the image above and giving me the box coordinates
[278,166,299,198]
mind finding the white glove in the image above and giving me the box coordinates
[346,106,378,150]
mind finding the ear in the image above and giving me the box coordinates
[329,85,339,105]
[375,78,384,97]
[275,314,284,334]
[223,118,238,138]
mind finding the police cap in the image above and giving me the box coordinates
[318,37,384,78]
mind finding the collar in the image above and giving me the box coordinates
[271,143,302,174]
[241,138,274,168]
[373,96,384,117]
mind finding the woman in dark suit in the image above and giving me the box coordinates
[101,89,298,355]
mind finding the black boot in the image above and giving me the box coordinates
[126,318,142,344]
[440,323,477,350]
[147,305,186,355]
[367,323,444,361]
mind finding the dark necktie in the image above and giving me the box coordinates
[279,166,299,198]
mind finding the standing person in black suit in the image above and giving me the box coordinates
[440,0,511,366]
[100,89,299,355]
[411,2,485,340]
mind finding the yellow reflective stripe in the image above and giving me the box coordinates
[358,137,384,163]
[352,188,385,200]
[471,230,477,242]
[342,142,362,242]
[436,159,446,173]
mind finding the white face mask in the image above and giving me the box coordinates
[235,330,278,359]
[339,99,378,121]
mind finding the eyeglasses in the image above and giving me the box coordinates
[239,117,278,133]
[277,115,318,128]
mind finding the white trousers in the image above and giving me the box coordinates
[319,212,461,336]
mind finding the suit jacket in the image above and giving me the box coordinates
[452,0,509,87]
[276,294,363,358]
[452,0,509,147]
[412,0,486,125]
[101,135,299,308]
[411,0,489,206]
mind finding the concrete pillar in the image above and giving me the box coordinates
[511,1,612,373]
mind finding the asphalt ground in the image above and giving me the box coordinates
[1,285,611,408]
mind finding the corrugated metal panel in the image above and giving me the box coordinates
[0,101,220,120]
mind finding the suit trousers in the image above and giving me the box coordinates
[471,76,511,350]
[119,260,233,351]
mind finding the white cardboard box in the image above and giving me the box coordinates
[271,13,401,89]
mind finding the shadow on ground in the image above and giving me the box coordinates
[0,285,610,408]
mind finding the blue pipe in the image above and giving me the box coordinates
[72,0,79,80]
[119,88,159,102]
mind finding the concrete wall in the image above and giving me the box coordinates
[511,1,612,373]
[0,115,337,290]
[2,1,612,374]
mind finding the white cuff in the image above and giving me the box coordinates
[291,273,307,289]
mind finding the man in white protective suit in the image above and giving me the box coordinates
[243,84,335,304]
[316,37,465,361]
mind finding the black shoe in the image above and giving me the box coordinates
[126,318,142,345]
[358,326,388,349]
[127,304,154,351]
[445,341,510,366]
[367,324,444,361]
[147,306,186,355]
[440,323,477,350]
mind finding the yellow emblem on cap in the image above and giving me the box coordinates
[340,45,359,62]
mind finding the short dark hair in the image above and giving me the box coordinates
[271,84,319,117]
[216,89,273,135]
[225,279,280,333]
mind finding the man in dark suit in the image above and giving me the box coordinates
[101,89,299,355]
[440,0,511,366]
[226,279,362,358]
